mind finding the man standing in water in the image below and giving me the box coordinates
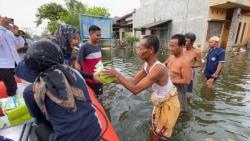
[183,33,202,94]
[202,36,225,88]
[104,35,180,140]
[164,34,192,113]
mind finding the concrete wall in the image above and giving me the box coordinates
[134,0,210,47]
[119,28,125,40]
[226,8,241,50]
[185,0,210,48]
[100,40,112,47]
[119,28,133,40]
[126,16,133,23]
[116,14,134,41]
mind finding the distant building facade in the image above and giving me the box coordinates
[134,0,250,51]
[113,11,135,41]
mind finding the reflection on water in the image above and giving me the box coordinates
[101,47,250,141]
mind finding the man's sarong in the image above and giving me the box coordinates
[151,87,180,139]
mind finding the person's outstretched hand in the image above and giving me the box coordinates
[103,67,121,84]
[93,72,101,83]
[103,67,119,77]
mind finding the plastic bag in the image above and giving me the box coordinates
[94,61,117,83]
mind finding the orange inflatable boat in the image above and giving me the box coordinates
[0,78,119,141]
[87,86,119,141]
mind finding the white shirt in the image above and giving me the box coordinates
[144,61,174,98]
[0,25,24,68]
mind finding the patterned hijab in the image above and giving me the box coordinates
[25,40,85,113]
[54,24,80,61]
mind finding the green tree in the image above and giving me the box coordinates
[60,0,86,29]
[64,0,86,12]
[85,6,110,17]
[35,0,110,34]
[124,34,139,47]
[47,20,61,34]
[60,11,81,29]
[60,6,110,29]
[35,2,67,33]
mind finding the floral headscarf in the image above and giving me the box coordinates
[54,24,80,62]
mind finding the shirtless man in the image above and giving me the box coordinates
[164,34,192,113]
[183,33,202,94]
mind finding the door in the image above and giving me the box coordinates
[220,21,231,48]
[206,21,224,41]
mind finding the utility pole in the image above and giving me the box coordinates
[184,0,190,33]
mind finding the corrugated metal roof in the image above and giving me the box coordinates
[134,19,172,30]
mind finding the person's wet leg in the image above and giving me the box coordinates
[187,80,193,98]
[176,85,188,113]
[149,130,160,141]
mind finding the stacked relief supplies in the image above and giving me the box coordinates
[0,84,32,129]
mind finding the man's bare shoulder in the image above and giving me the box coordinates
[194,47,201,54]
[166,55,174,61]
[148,64,166,79]
[166,55,175,67]
[168,54,175,58]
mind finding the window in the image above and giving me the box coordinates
[141,29,145,35]
[206,21,223,41]
[240,22,247,43]
[235,22,242,44]
[151,29,155,35]
[122,32,125,40]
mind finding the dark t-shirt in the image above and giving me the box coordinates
[20,66,102,141]
[47,70,101,141]
[77,42,102,83]
[204,47,225,78]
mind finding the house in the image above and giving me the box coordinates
[134,0,250,51]
[113,11,135,41]
[112,16,120,40]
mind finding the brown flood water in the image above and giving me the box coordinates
[101,47,250,141]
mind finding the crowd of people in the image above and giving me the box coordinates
[103,34,225,140]
[0,14,225,141]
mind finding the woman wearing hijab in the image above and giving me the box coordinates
[53,24,80,67]
[53,24,96,80]
[16,40,109,141]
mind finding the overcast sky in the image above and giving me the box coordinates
[0,0,140,35]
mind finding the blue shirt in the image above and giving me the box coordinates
[0,25,24,68]
[204,47,225,78]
